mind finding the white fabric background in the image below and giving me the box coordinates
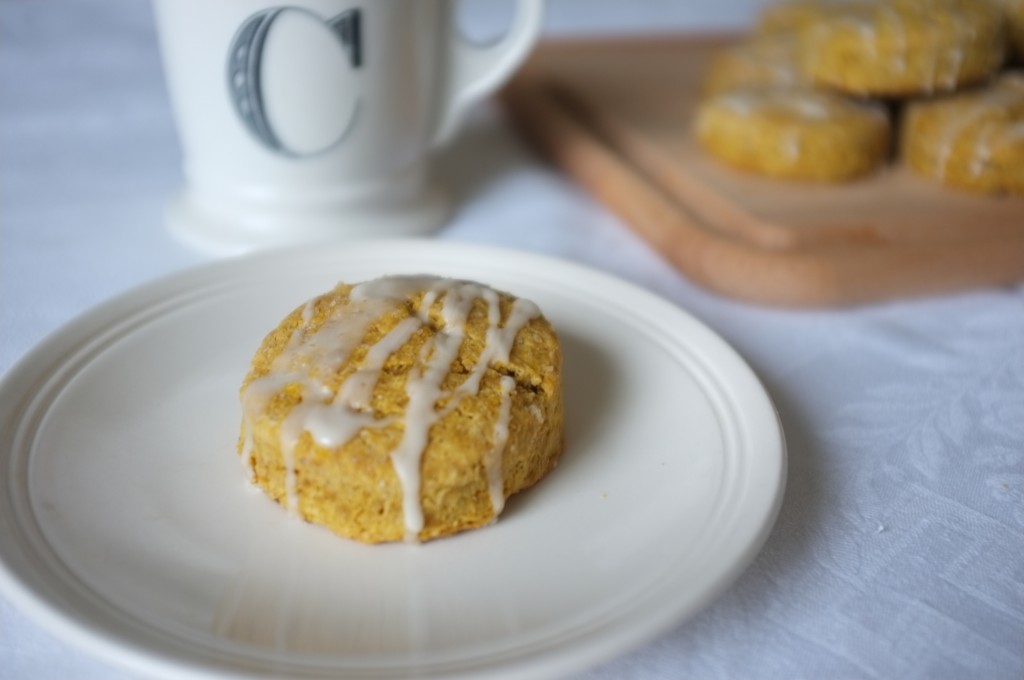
[2,1,1023,678]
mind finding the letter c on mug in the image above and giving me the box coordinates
[227,6,363,158]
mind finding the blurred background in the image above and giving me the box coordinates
[3,2,1023,680]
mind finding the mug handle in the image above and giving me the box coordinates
[431,0,545,147]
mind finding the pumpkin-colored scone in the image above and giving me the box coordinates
[901,72,1024,194]
[702,34,807,97]
[238,275,564,543]
[799,0,1008,96]
[695,86,891,181]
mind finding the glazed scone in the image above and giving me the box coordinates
[238,275,564,543]
[695,86,891,181]
[901,72,1024,194]
[798,0,1008,96]
[702,34,807,97]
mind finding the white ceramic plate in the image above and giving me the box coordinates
[0,240,785,680]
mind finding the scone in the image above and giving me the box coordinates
[695,86,891,181]
[702,33,807,97]
[238,275,564,543]
[798,0,1008,96]
[901,72,1024,194]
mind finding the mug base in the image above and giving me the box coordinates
[166,182,450,256]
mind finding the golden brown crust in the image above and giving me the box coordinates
[797,0,1008,97]
[900,72,1024,194]
[239,279,564,543]
[695,86,891,181]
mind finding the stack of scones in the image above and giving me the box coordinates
[695,0,1024,194]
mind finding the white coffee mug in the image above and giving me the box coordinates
[153,0,544,254]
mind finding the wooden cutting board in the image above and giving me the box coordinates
[499,35,1024,307]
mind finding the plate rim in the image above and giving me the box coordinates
[0,239,786,680]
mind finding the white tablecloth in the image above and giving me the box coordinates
[3,1,1023,678]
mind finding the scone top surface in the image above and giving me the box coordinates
[798,0,1008,96]
[239,275,563,544]
[695,86,891,181]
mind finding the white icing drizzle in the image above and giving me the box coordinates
[350,275,441,304]
[815,1,987,92]
[429,289,541,422]
[338,316,421,410]
[771,62,799,84]
[239,276,541,542]
[930,82,1024,179]
[879,3,908,73]
[932,111,975,179]
[932,117,969,180]
[390,330,463,541]
[493,298,541,358]
[720,91,760,115]
[831,12,880,58]
[484,376,517,515]
[378,278,539,540]
[240,423,254,476]
[715,87,890,168]
[728,36,802,87]
[721,89,847,123]
[303,400,385,449]
[782,128,801,161]
[792,98,830,120]
[941,47,964,92]
[968,123,999,178]
[300,299,315,325]
[241,295,397,514]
